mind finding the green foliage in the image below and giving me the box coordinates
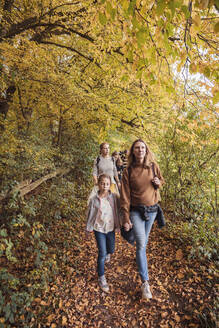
[0,271,33,326]
[168,215,218,261]
[158,102,218,261]
[0,125,97,326]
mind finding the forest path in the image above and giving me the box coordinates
[39,220,215,328]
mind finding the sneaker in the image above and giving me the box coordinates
[105,254,111,263]
[98,275,109,292]
[141,281,152,299]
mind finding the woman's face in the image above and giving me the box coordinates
[133,141,146,161]
[101,144,110,156]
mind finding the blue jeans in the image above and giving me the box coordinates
[94,230,115,277]
[130,210,157,282]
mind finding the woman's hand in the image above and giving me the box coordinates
[152,177,160,186]
[123,222,133,231]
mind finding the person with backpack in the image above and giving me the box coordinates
[86,174,120,292]
[93,142,121,194]
[120,139,164,300]
[112,151,124,181]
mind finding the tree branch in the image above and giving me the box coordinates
[39,40,101,68]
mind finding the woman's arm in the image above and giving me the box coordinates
[113,160,121,187]
[92,158,98,185]
[154,163,165,187]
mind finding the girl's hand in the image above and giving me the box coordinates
[85,230,92,238]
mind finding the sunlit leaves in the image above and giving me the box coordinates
[214,21,219,33]
[99,12,107,25]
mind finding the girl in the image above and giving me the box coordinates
[86,174,120,292]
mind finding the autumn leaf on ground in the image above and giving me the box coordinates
[176,249,183,260]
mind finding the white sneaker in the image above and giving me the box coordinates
[141,281,152,299]
[105,254,111,263]
[98,275,109,292]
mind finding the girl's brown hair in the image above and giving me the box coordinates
[98,173,111,184]
[128,139,155,168]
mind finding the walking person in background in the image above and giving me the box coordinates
[120,149,128,170]
[120,139,164,299]
[112,151,124,181]
[86,174,120,292]
[93,143,121,193]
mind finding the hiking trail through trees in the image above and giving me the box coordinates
[37,219,216,328]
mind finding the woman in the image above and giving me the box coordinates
[120,139,164,299]
[93,143,121,193]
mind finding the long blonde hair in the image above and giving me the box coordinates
[128,139,155,168]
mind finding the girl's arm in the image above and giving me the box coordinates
[113,193,121,229]
[86,200,95,232]
[120,168,132,227]
[113,161,120,186]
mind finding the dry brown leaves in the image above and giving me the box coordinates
[35,222,217,328]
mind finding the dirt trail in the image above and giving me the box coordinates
[42,223,216,328]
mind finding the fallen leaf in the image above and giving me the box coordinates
[176,249,183,260]
[62,316,67,326]
[177,272,185,279]
[183,315,192,320]
[161,312,168,318]
[47,314,55,323]
[175,314,181,322]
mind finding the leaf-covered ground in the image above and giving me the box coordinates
[35,218,217,328]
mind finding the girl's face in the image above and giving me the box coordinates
[133,141,146,161]
[101,144,110,156]
[98,177,111,192]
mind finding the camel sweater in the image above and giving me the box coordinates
[120,163,164,224]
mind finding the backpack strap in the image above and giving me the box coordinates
[112,156,117,166]
[96,156,100,175]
